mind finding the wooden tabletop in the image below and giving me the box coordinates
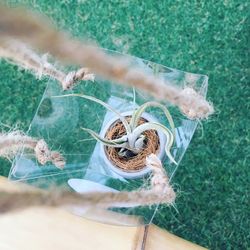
[0,177,207,250]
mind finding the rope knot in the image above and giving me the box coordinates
[179,87,214,119]
[62,68,95,90]
[34,139,65,169]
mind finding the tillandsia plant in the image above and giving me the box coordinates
[54,94,177,165]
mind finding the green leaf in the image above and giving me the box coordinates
[52,94,131,134]
[130,101,175,138]
[131,121,177,165]
[81,127,128,148]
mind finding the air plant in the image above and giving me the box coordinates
[54,94,177,165]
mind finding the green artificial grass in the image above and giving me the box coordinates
[0,0,249,249]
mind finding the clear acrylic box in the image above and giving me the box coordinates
[9,50,208,226]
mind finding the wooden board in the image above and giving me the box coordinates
[0,177,207,250]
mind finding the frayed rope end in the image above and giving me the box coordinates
[34,139,65,169]
[146,154,176,205]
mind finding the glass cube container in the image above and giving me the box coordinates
[9,50,208,226]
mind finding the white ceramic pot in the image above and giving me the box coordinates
[99,111,166,179]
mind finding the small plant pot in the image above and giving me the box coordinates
[100,111,166,179]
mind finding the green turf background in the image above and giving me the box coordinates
[0,0,249,249]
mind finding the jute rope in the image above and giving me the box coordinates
[0,39,94,90]
[0,5,213,119]
[0,154,175,213]
[0,131,65,169]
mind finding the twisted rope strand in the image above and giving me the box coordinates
[0,131,65,169]
[0,5,213,119]
[0,154,175,213]
[0,39,94,90]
